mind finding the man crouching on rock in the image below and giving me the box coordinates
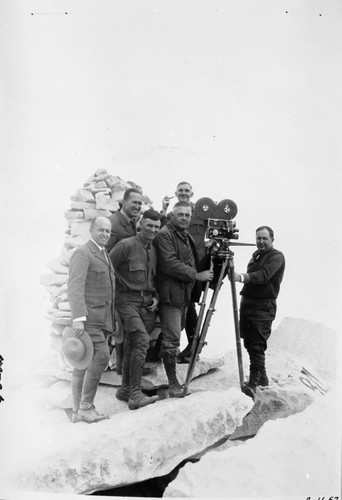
[154,201,214,398]
[66,216,115,423]
[110,209,161,410]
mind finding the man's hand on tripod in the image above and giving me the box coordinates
[228,271,245,283]
[196,270,214,282]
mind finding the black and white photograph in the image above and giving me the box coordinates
[1,1,341,499]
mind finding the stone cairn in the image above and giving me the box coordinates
[39,168,153,372]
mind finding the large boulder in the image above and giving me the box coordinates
[164,386,340,497]
[3,389,252,495]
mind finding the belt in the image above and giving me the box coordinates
[119,290,153,297]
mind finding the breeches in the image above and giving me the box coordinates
[159,304,188,356]
[239,298,277,370]
[116,301,156,367]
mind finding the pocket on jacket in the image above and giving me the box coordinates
[128,262,146,283]
[86,300,106,325]
[88,268,108,287]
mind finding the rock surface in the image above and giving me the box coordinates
[4,389,252,495]
[3,318,337,496]
[164,387,340,497]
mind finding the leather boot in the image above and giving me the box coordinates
[259,370,269,387]
[115,355,130,402]
[162,352,185,398]
[243,368,262,399]
[177,342,193,364]
[115,342,124,375]
[128,361,159,410]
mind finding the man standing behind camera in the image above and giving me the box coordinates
[154,201,213,398]
[161,182,207,363]
[67,216,115,423]
[233,226,285,398]
[109,209,161,410]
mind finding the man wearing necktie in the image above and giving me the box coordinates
[109,209,161,410]
[67,216,115,423]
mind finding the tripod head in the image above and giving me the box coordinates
[184,197,254,394]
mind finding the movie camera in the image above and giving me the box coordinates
[183,197,255,395]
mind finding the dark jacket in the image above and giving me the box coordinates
[160,203,207,261]
[154,221,201,306]
[241,247,285,300]
[106,210,136,253]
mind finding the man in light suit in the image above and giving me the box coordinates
[68,216,115,423]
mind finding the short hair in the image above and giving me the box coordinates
[173,201,191,210]
[176,181,192,190]
[123,187,142,201]
[141,209,161,221]
[256,226,274,239]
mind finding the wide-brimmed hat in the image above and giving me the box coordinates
[61,326,94,369]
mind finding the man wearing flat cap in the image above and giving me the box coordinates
[66,216,115,423]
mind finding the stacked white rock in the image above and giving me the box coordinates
[39,169,153,366]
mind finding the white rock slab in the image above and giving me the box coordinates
[70,220,91,238]
[74,188,95,202]
[70,201,96,210]
[83,208,112,219]
[5,389,252,495]
[269,316,337,381]
[46,258,69,274]
[164,386,340,497]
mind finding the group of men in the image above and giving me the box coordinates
[63,181,285,423]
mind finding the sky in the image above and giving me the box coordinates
[1,0,341,366]
[0,2,341,499]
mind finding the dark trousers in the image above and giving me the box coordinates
[239,297,277,373]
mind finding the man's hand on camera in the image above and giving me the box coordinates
[196,270,214,282]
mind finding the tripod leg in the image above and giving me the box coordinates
[228,257,245,391]
[190,257,214,350]
[183,257,228,394]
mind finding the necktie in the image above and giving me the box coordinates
[102,248,109,264]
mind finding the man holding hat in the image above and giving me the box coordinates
[65,216,115,423]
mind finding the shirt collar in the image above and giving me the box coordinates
[90,238,105,252]
[137,233,151,249]
[120,208,133,223]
